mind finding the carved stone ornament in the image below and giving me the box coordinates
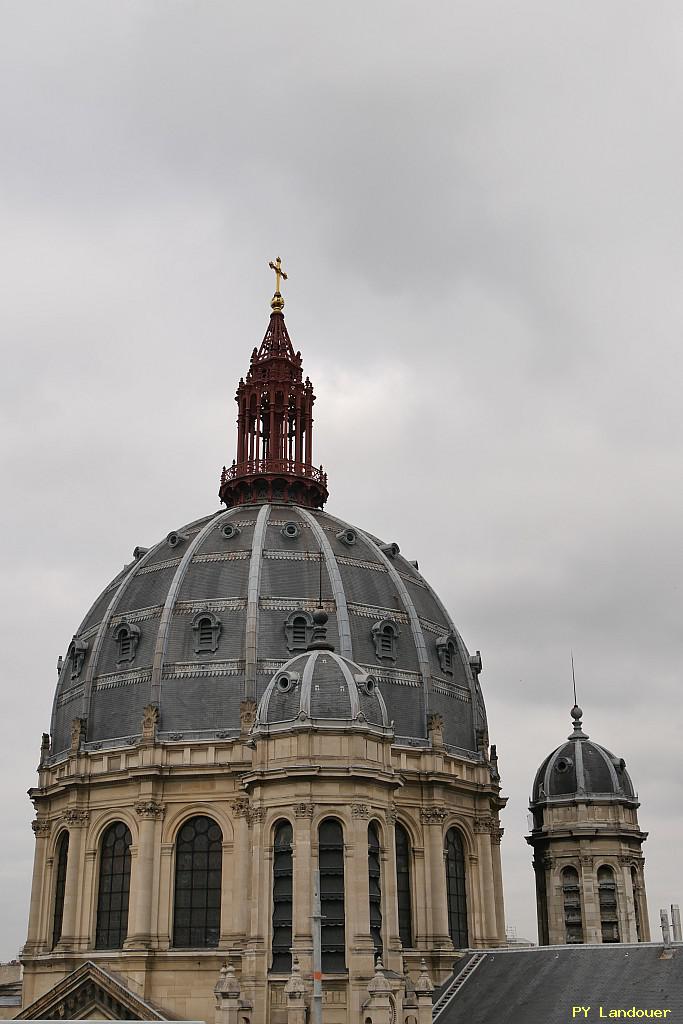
[32,818,52,837]
[230,799,250,819]
[62,808,89,827]
[293,802,315,818]
[70,717,86,753]
[542,855,553,870]
[491,827,505,845]
[352,803,369,819]
[386,806,398,825]
[240,699,257,734]
[134,800,165,819]
[141,703,159,741]
[248,806,266,825]
[473,815,496,833]
[580,855,594,867]
[420,807,447,825]
[427,713,444,746]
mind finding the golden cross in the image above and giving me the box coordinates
[268,256,288,294]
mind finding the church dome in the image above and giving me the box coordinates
[49,502,487,759]
[253,627,391,733]
[531,705,636,806]
[48,283,488,763]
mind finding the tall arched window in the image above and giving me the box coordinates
[395,823,413,948]
[598,865,619,943]
[271,820,293,972]
[562,866,583,943]
[368,823,383,960]
[444,828,468,948]
[95,822,132,949]
[52,832,69,948]
[173,816,223,948]
[318,818,346,972]
[631,866,642,941]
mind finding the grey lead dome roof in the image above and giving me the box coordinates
[531,706,636,805]
[254,649,391,733]
[50,503,488,759]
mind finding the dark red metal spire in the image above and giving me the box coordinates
[219,259,328,509]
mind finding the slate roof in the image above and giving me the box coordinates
[49,504,487,759]
[434,944,683,1024]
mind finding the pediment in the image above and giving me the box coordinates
[17,961,169,1021]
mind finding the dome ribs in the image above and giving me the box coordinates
[150,509,240,712]
[244,504,271,701]
[297,509,353,659]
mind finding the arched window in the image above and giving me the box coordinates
[113,621,140,664]
[192,612,221,654]
[598,865,619,943]
[368,823,383,959]
[173,816,222,948]
[631,866,642,941]
[436,634,457,676]
[271,820,293,972]
[285,611,313,652]
[371,619,400,663]
[444,828,468,948]
[562,866,583,943]
[52,832,69,948]
[95,822,132,949]
[395,823,413,948]
[318,818,346,972]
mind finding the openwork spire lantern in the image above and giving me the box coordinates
[219,258,328,508]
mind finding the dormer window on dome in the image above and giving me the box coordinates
[372,618,400,662]
[285,610,314,653]
[192,611,222,655]
[113,622,140,664]
[436,633,458,676]
[68,636,88,679]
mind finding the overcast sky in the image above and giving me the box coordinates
[1,1,682,959]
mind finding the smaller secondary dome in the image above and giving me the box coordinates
[254,645,391,734]
[531,705,636,806]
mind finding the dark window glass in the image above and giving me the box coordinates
[562,866,584,943]
[173,816,222,948]
[95,822,132,948]
[52,832,69,948]
[319,818,346,972]
[445,828,468,948]
[271,821,293,972]
[368,823,383,960]
[395,823,413,948]
[598,865,619,943]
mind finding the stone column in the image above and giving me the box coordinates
[284,954,308,1024]
[490,826,506,943]
[364,958,392,1024]
[125,800,165,948]
[383,808,402,970]
[474,818,497,945]
[214,962,243,1024]
[414,959,434,1024]
[349,804,374,971]
[230,799,251,944]
[579,854,601,944]
[421,808,451,947]
[24,819,52,953]
[619,856,638,943]
[57,809,89,950]
[292,803,314,968]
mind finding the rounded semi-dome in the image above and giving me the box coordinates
[254,642,390,733]
[531,705,636,806]
[49,502,488,759]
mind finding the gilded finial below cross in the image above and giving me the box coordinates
[268,256,288,312]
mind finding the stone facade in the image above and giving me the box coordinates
[22,705,505,1023]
